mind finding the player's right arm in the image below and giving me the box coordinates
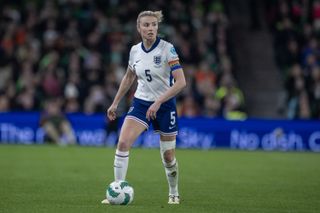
[107,68,136,121]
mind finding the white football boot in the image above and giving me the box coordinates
[168,195,180,204]
[101,198,110,204]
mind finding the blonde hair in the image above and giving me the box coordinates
[137,10,163,26]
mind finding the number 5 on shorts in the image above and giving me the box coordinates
[170,111,176,125]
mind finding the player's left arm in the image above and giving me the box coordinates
[146,66,186,120]
[157,67,186,104]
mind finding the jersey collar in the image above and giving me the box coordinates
[141,37,160,53]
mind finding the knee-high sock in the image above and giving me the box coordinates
[163,158,179,196]
[114,149,129,181]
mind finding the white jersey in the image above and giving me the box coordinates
[128,38,181,102]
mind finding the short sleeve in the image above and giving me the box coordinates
[167,43,182,72]
[128,46,135,72]
[166,43,179,63]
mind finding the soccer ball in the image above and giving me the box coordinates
[106,181,134,205]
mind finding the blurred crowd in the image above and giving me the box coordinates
[0,0,246,120]
[267,0,320,119]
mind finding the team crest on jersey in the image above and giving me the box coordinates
[153,55,162,67]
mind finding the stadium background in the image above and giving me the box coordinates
[0,1,320,213]
[0,0,319,151]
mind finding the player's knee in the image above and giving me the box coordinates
[117,140,131,151]
[163,149,175,163]
[160,139,176,163]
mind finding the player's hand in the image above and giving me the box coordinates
[146,101,161,121]
[107,104,117,121]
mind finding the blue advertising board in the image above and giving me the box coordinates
[0,112,319,152]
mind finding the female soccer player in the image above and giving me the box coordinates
[102,10,186,205]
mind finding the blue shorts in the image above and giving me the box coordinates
[126,98,178,136]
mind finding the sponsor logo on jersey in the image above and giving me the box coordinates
[132,59,140,70]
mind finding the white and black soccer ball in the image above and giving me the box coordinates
[106,181,134,205]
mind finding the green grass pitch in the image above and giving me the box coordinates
[0,144,319,213]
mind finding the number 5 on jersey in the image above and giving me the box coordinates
[145,69,152,82]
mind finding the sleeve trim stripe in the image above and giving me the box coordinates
[171,65,182,71]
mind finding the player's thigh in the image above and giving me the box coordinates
[160,135,176,141]
[153,100,178,135]
[118,118,146,144]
